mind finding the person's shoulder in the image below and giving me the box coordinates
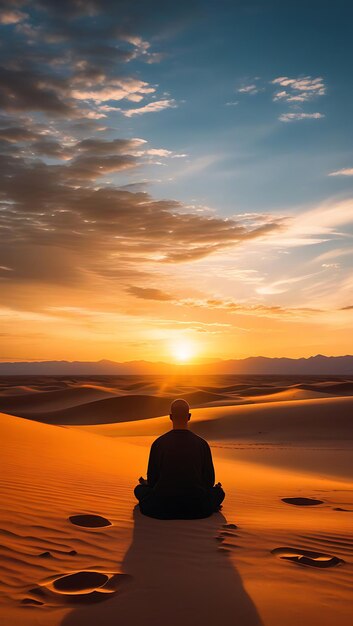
[189,431,209,447]
[152,432,171,446]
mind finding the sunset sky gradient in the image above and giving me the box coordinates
[0,0,352,362]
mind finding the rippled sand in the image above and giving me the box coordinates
[1,375,352,626]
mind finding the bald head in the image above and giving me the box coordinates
[170,398,191,428]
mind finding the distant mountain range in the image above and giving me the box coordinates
[1,355,353,375]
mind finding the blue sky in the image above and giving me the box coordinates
[114,1,353,214]
[0,0,352,361]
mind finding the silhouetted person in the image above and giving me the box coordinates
[134,399,225,519]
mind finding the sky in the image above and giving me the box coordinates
[0,0,353,363]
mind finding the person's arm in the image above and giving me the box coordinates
[202,441,215,488]
[146,440,159,487]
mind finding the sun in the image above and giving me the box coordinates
[171,339,195,363]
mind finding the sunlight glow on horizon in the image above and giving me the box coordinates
[170,338,197,363]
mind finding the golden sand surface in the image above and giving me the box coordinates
[1,375,352,626]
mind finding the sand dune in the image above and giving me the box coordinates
[1,390,228,425]
[2,374,352,399]
[0,388,322,425]
[200,383,259,393]
[77,395,353,480]
[299,381,353,394]
[0,386,117,414]
[80,395,353,442]
[1,407,353,626]
[233,385,288,396]
[3,394,174,424]
[216,387,331,405]
[0,385,41,396]
[1,377,347,425]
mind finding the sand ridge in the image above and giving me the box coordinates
[78,395,353,447]
[1,374,352,425]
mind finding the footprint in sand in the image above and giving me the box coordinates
[28,570,131,606]
[282,497,323,506]
[38,548,77,558]
[272,547,344,568]
[68,514,112,528]
[38,551,53,558]
[216,523,240,553]
[54,571,110,592]
[21,598,44,606]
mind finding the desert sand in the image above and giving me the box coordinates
[1,375,353,626]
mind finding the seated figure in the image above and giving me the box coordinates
[134,399,225,519]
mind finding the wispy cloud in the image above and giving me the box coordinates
[142,148,187,158]
[328,168,353,176]
[126,286,173,301]
[272,75,326,122]
[71,79,155,104]
[314,247,353,263]
[256,272,320,295]
[122,99,177,117]
[181,297,324,320]
[0,307,62,323]
[279,112,324,122]
[0,143,284,289]
[0,9,27,24]
[237,84,259,95]
[272,76,325,102]
[259,198,353,248]
[123,35,165,64]
[121,287,325,321]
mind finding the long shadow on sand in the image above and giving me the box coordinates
[62,507,263,626]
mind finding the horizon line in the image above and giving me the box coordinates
[1,353,353,365]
